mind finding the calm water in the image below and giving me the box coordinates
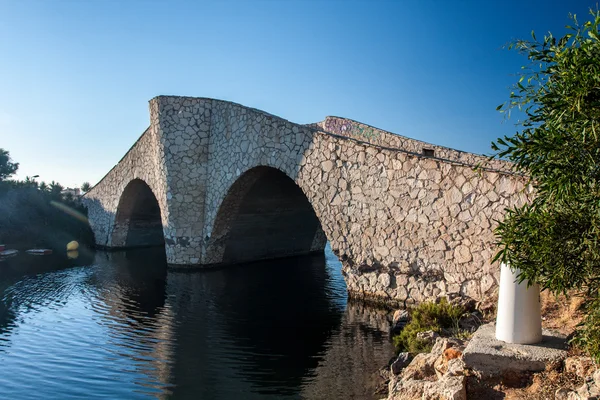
[0,246,394,399]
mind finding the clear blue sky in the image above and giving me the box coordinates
[0,0,595,188]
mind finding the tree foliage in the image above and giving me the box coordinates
[0,149,94,249]
[0,148,19,181]
[81,182,92,193]
[493,10,600,359]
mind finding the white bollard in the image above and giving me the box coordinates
[495,262,542,344]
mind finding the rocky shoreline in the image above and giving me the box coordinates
[377,293,600,400]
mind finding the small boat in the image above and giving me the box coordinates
[26,249,53,256]
[0,249,19,258]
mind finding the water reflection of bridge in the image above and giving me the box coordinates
[96,248,393,399]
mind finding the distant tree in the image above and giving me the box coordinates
[494,10,600,359]
[0,148,18,181]
[81,182,92,193]
[49,181,64,200]
[0,150,94,248]
[23,176,39,189]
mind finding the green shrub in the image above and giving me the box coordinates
[392,298,464,353]
[572,297,600,359]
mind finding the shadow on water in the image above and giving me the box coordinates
[165,252,345,398]
[0,247,394,399]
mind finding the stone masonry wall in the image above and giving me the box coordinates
[85,96,530,304]
[83,126,169,247]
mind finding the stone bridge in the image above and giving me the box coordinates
[84,96,529,305]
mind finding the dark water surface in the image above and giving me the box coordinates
[0,246,394,399]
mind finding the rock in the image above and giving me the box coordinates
[448,294,477,312]
[434,346,464,378]
[388,379,426,400]
[389,375,466,400]
[392,309,410,332]
[574,380,600,399]
[594,370,600,388]
[445,358,466,377]
[391,352,412,375]
[565,356,596,378]
[555,387,572,400]
[416,330,440,347]
[321,160,334,172]
[462,322,568,378]
[392,309,409,325]
[453,245,472,264]
[430,337,466,362]
[401,353,437,381]
[423,375,466,400]
[458,311,482,332]
[475,291,498,316]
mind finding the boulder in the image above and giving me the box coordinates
[431,337,465,357]
[389,375,466,400]
[435,348,464,378]
[423,376,466,400]
[565,356,596,378]
[392,309,410,332]
[555,387,572,400]
[391,352,412,375]
[445,358,466,377]
[573,379,600,399]
[594,370,600,388]
[448,294,477,312]
[388,379,426,400]
[401,353,437,381]
[388,337,467,400]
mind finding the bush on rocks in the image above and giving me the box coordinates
[392,298,465,353]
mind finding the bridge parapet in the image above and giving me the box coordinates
[316,116,513,173]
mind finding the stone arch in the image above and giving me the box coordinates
[205,166,327,265]
[111,179,165,248]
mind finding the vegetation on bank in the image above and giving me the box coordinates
[392,299,466,353]
[0,149,94,250]
[493,10,600,360]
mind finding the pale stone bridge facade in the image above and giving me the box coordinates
[84,96,529,305]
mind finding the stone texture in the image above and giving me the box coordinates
[423,376,466,400]
[84,96,529,304]
[391,352,412,375]
[401,352,438,381]
[463,322,568,377]
[392,309,410,333]
[417,330,440,347]
[565,356,596,378]
[388,336,467,400]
